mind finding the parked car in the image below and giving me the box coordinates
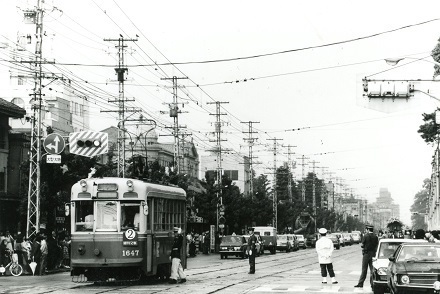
[372,238,426,294]
[327,233,340,250]
[288,234,300,251]
[342,233,354,246]
[306,233,320,248]
[254,226,277,254]
[219,235,247,259]
[295,234,307,249]
[351,232,361,244]
[243,234,264,256]
[387,242,440,294]
[277,234,293,252]
[334,233,345,247]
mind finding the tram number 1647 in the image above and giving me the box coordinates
[122,250,140,257]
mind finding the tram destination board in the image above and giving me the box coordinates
[123,229,138,246]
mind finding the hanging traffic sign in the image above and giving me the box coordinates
[43,133,65,155]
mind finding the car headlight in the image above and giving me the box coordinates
[434,281,440,291]
[377,268,387,275]
[234,247,240,250]
[221,247,227,250]
[400,275,410,284]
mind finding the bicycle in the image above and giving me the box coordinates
[3,251,23,276]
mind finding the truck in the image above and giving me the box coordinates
[253,226,277,254]
[294,212,316,247]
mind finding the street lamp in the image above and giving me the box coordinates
[385,57,440,67]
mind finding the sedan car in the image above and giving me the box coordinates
[387,242,440,294]
[295,234,307,249]
[351,232,361,244]
[327,233,340,250]
[372,238,426,294]
[342,233,354,246]
[276,234,293,252]
[219,235,247,259]
[288,234,300,251]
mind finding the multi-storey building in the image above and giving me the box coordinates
[0,98,26,233]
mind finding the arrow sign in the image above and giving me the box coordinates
[44,133,66,155]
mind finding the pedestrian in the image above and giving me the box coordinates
[0,239,11,268]
[60,235,71,268]
[247,227,257,274]
[354,225,378,288]
[414,229,425,239]
[39,234,48,275]
[31,235,42,275]
[315,228,338,284]
[203,231,210,254]
[169,227,186,284]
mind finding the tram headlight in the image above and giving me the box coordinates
[80,179,87,192]
[126,180,134,192]
[78,244,86,255]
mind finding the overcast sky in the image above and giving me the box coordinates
[2,0,440,225]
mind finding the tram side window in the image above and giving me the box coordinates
[96,201,117,231]
[121,202,141,231]
[154,198,184,231]
[75,201,94,232]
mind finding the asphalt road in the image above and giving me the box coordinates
[0,243,373,294]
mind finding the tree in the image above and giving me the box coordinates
[410,178,430,230]
[432,37,440,78]
[417,110,440,144]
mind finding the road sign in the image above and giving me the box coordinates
[46,154,61,164]
[43,133,65,155]
[69,131,108,157]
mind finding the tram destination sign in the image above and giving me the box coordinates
[123,229,138,246]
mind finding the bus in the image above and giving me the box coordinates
[68,177,187,282]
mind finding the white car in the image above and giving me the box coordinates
[372,238,427,294]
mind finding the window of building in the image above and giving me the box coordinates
[11,97,25,108]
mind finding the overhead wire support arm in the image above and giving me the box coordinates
[161,76,188,174]
[104,36,137,177]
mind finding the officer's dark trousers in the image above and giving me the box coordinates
[249,254,255,273]
[358,252,374,286]
[320,263,335,277]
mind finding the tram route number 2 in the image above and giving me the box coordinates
[122,250,140,257]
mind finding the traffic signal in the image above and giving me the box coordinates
[77,138,101,147]
[218,216,226,224]
[69,131,108,157]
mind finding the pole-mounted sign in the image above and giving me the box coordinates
[43,133,65,155]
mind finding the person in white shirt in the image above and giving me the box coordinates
[315,228,338,284]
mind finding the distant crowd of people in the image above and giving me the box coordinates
[0,230,71,276]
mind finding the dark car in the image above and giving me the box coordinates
[372,238,426,294]
[327,233,340,250]
[306,233,320,248]
[219,235,247,259]
[387,242,440,294]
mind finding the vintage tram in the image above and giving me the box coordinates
[68,177,187,282]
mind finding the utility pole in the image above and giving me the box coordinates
[267,138,283,230]
[310,160,320,233]
[284,144,296,202]
[297,155,309,203]
[241,121,259,197]
[208,101,230,232]
[161,76,188,174]
[26,0,44,238]
[103,36,137,178]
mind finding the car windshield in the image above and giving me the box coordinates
[397,245,440,262]
[278,235,287,240]
[378,242,402,258]
[221,236,244,244]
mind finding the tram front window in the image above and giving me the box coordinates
[121,202,141,231]
[75,201,94,231]
[96,201,117,231]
